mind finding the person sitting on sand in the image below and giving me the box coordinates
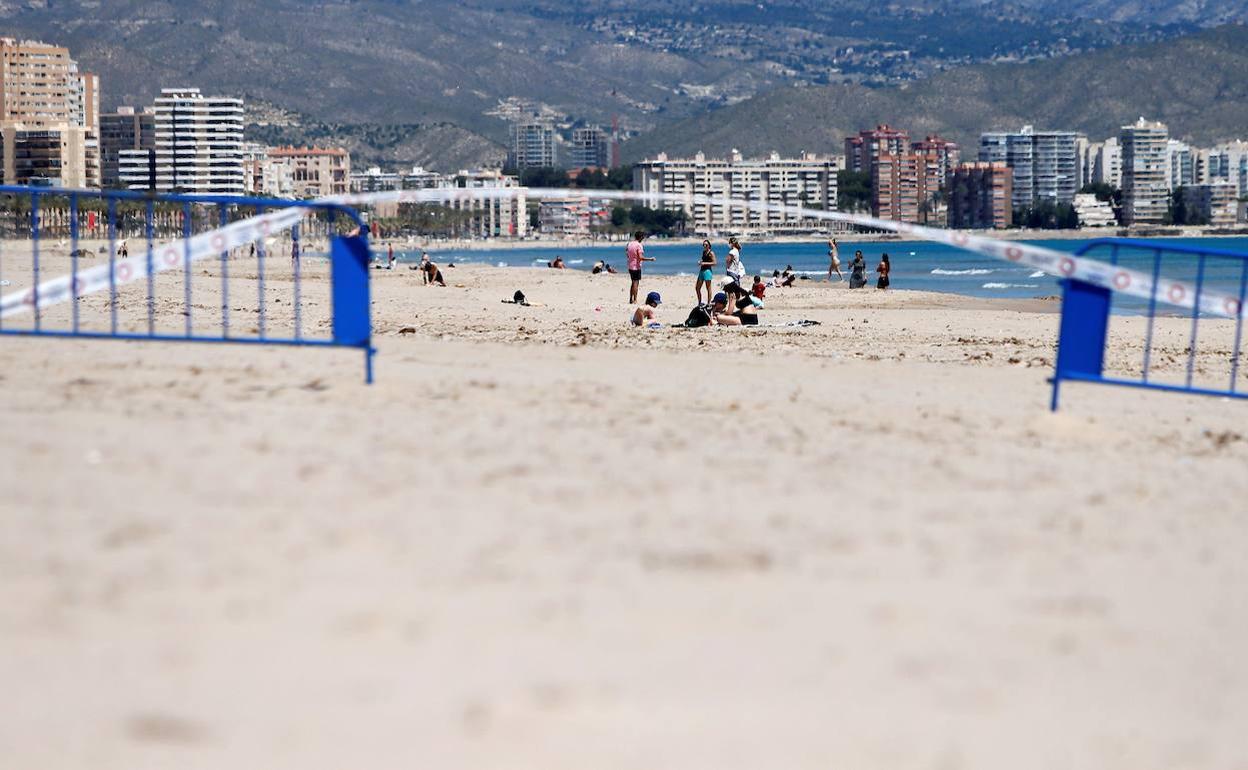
[549,255,566,269]
[876,253,891,290]
[422,260,446,286]
[752,275,766,299]
[631,291,662,326]
[709,291,758,326]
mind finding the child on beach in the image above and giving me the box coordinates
[630,291,662,326]
[752,275,766,299]
[696,240,716,304]
[626,231,655,304]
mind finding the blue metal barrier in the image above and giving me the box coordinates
[0,185,376,382]
[1050,237,1248,410]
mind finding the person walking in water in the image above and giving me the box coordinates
[876,253,891,290]
[696,239,716,304]
[626,230,654,305]
[724,236,746,284]
[827,237,843,282]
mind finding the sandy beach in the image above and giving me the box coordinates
[1,252,1246,768]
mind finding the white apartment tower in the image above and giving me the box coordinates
[632,150,839,235]
[119,88,244,194]
[1121,118,1170,226]
[979,125,1083,210]
[507,121,556,169]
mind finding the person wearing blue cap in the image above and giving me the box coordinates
[710,290,758,326]
[630,291,662,326]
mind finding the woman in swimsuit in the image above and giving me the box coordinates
[696,239,716,305]
[876,253,891,290]
[709,291,759,326]
[422,260,446,286]
[827,238,842,282]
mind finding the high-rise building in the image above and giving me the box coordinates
[568,127,609,169]
[1166,139,1196,191]
[632,150,839,235]
[1183,183,1238,228]
[1199,141,1248,196]
[946,162,1013,230]
[0,38,98,187]
[1121,118,1170,226]
[99,107,156,188]
[979,125,1082,210]
[266,146,351,198]
[118,88,245,194]
[507,121,556,169]
[913,135,959,224]
[844,125,910,175]
[1093,137,1122,188]
[873,153,927,224]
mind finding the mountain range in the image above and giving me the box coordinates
[624,24,1248,161]
[0,1,1246,168]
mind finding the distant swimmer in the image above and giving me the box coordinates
[548,255,566,269]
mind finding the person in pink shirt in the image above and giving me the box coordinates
[626,230,654,304]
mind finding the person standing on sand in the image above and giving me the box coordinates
[827,237,842,282]
[849,250,867,289]
[696,239,716,305]
[876,253,891,290]
[626,230,654,305]
[725,236,745,284]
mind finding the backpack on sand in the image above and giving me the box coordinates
[683,304,712,328]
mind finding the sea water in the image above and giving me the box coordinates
[397,236,1248,306]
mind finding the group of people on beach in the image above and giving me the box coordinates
[625,231,894,327]
[827,238,890,289]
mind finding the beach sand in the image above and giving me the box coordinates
[1,253,1246,769]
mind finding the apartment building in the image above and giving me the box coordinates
[0,38,99,187]
[99,107,156,188]
[979,125,1082,209]
[873,153,927,224]
[1121,118,1170,226]
[444,169,528,238]
[568,127,609,169]
[946,162,1013,229]
[1092,137,1122,188]
[266,146,350,198]
[507,121,556,169]
[844,124,909,174]
[118,88,245,194]
[1183,183,1239,228]
[538,196,591,236]
[1166,139,1196,191]
[632,150,839,235]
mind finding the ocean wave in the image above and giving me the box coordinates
[982,282,1040,289]
[931,268,994,275]
[568,259,584,264]
[1029,271,1046,278]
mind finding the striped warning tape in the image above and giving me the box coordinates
[3,187,1246,321]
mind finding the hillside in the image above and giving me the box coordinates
[623,24,1248,161]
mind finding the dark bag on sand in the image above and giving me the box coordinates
[683,304,712,328]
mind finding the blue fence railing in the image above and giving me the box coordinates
[0,186,376,382]
[1051,237,1248,410]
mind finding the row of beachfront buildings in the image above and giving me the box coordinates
[0,37,353,199]
[629,122,1248,235]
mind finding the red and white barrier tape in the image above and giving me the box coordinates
[3,187,1245,321]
